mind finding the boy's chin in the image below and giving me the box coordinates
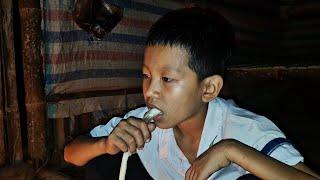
[154,121,173,129]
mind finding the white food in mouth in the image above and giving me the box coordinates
[143,108,162,123]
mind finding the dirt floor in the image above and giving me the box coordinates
[0,162,75,180]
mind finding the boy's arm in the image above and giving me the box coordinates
[186,139,320,180]
[228,139,319,179]
[64,117,156,166]
[63,135,110,166]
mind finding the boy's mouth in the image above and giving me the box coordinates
[152,113,163,122]
[146,104,164,122]
[146,103,161,111]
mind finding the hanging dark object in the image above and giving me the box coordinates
[72,0,124,39]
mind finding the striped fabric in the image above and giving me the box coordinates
[41,0,182,118]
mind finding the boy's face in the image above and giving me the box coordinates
[142,45,207,129]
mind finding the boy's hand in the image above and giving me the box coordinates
[104,117,156,155]
[185,139,235,180]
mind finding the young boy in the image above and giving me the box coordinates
[64,7,319,179]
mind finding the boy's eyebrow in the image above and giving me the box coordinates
[161,66,181,73]
[142,64,149,70]
[142,64,182,74]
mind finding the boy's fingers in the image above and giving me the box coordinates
[118,131,137,153]
[147,122,156,132]
[185,169,191,180]
[116,118,155,152]
[124,122,144,149]
[107,134,127,153]
[127,119,153,143]
[185,168,196,180]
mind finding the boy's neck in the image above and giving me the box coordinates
[173,103,208,163]
[173,103,208,142]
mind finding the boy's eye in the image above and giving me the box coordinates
[162,77,173,82]
[142,73,150,79]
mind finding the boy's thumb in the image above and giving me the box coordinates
[147,122,156,131]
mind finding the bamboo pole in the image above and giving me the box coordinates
[18,0,47,167]
[0,0,24,164]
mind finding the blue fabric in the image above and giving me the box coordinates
[261,137,292,155]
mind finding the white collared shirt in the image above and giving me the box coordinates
[90,97,303,179]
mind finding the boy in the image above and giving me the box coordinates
[64,7,319,179]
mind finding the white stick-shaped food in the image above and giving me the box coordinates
[119,152,130,180]
[118,108,161,180]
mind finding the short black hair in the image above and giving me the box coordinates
[146,7,234,80]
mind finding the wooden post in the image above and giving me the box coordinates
[18,0,47,167]
[54,118,65,152]
[0,0,24,164]
[0,36,5,166]
[78,113,90,134]
[50,117,65,165]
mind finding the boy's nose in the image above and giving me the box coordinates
[144,79,160,99]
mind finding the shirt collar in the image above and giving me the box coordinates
[156,98,227,177]
[197,97,225,157]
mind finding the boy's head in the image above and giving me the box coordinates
[146,7,234,81]
[142,7,234,128]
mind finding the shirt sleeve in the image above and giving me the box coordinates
[268,141,304,166]
[90,107,148,137]
[226,102,304,168]
[253,133,304,166]
[90,116,122,137]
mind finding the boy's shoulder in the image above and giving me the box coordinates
[213,97,286,150]
[213,98,303,166]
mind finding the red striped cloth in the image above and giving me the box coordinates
[41,0,182,118]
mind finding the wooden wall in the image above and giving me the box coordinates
[203,0,279,66]
[281,0,320,64]
[222,66,320,172]
[0,0,24,166]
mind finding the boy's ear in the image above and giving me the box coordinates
[201,75,223,103]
